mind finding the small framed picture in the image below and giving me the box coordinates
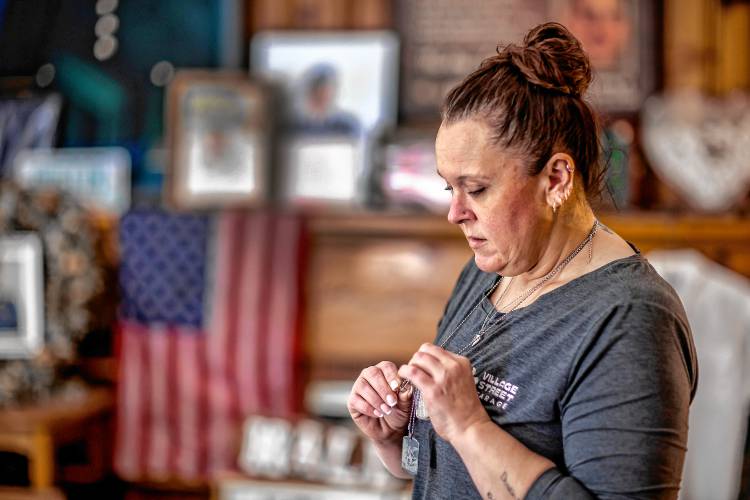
[380,133,450,213]
[166,71,272,210]
[238,415,294,479]
[0,233,44,359]
[284,136,361,206]
[13,147,131,216]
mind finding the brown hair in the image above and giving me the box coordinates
[442,22,603,198]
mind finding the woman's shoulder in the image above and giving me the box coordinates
[582,251,686,314]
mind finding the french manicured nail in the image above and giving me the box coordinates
[380,404,392,415]
[374,409,383,417]
[386,395,397,406]
[389,380,399,390]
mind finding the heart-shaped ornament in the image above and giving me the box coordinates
[641,91,750,212]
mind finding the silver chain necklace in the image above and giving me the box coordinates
[409,219,600,421]
[400,220,600,474]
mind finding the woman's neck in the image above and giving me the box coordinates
[513,200,597,287]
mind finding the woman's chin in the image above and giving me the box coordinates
[473,254,504,274]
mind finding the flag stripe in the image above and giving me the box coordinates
[268,216,301,416]
[148,327,169,476]
[256,213,273,411]
[138,326,151,479]
[236,214,265,415]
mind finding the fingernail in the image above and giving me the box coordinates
[374,409,383,417]
[380,404,392,415]
[389,380,399,390]
[386,395,397,406]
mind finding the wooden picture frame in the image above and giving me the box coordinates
[166,71,272,210]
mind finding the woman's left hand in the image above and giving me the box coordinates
[398,343,491,445]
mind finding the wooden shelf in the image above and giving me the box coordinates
[302,211,750,381]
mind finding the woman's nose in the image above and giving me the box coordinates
[447,195,473,225]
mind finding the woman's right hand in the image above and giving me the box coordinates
[347,361,413,444]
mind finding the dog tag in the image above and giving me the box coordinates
[401,436,419,475]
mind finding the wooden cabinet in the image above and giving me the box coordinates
[303,213,750,381]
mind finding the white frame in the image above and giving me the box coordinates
[13,147,132,215]
[250,31,399,137]
[0,233,44,359]
[284,136,362,205]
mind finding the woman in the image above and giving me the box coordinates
[347,22,697,499]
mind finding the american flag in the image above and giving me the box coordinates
[114,209,305,481]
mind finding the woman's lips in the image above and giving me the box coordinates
[467,236,486,248]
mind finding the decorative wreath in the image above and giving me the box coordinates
[0,181,103,406]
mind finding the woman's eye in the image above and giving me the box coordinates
[468,187,486,196]
[444,185,453,192]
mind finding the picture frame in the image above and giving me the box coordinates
[250,31,399,206]
[396,0,656,119]
[547,0,658,114]
[166,70,272,210]
[0,233,44,359]
[13,147,131,215]
[283,136,361,206]
[251,31,399,140]
[380,132,450,214]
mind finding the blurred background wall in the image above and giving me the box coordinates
[0,0,749,499]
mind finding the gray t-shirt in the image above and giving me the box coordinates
[411,251,698,499]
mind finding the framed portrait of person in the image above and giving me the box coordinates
[0,233,44,359]
[166,71,272,210]
[396,0,656,119]
[250,31,399,206]
[13,147,131,216]
[251,31,399,140]
[547,0,658,113]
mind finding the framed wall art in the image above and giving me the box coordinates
[0,233,44,359]
[166,70,273,210]
[251,31,399,206]
[396,0,657,120]
[13,147,131,215]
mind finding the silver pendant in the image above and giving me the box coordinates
[401,436,419,475]
[415,392,430,420]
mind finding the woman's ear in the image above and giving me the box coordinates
[544,153,575,213]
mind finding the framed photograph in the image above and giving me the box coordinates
[284,136,361,206]
[380,133,450,213]
[0,233,44,359]
[250,31,399,205]
[396,0,656,119]
[238,415,294,479]
[13,147,131,215]
[251,31,399,139]
[166,71,272,210]
[548,0,657,113]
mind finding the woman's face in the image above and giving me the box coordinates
[435,119,549,275]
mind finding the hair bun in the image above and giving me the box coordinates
[505,22,592,97]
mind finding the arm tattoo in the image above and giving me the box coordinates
[501,471,521,500]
